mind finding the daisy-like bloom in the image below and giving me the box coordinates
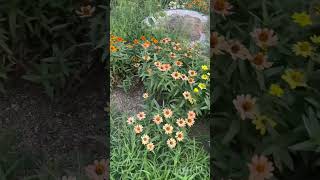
[188,70,197,77]
[141,36,146,41]
[292,12,312,27]
[61,176,76,180]
[127,116,135,125]
[110,45,118,53]
[154,61,162,67]
[252,115,277,135]
[183,91,191,100]
[201,65,209,71]
[176,118,186,127]
[292,41,314,57]
[85,159,108,180]
[154,45,163,52]
[249,52,273,70]
[198,83,207,90]
[188,111,196,120]
[137,112,146,120]
[134,124,143,134]
[163,108,173,118]
[161,37,171,44]
[269,84,284,97]
[181,74,188,81]
[193,88,199,93]
[175,61,183,67]
[173,44,182,51]
[143,93,149,99]
[186,118,195,127]
[188,77,195,84]
[163,123,174,134]
[211,32,228,55]
[175,131,184,142]
[281,69,306,89]
[201,74,209,80]
[76,5,96,18]
[184,52,192,58]
[226,40,251,60]
[167,138,177,149]
[142,41,151,49]
[133,39,139,44]
[169,52,177,59]
[310,35,320,44]
[162,64,172,71]
[153,114,163,125]
[117,37,124,42]
[146,143,155,151]
[248,155,274,180]
[141,134,150,145]
[159,65,166,72]
[133,63,140,68]
[233,94,257,120]
[250,28,278,49]
[171,71,181,80]
[212,0,233,16]
[151,37,158,44]
[142,55,151,61]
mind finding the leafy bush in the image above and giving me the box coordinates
[0,0,107,98]
[211,0,320,179]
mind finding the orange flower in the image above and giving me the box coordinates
[134,124,143,134]
[153,114,163,125]
[163,108,173,118]
[152,37,158,44]
[117,37,124,42]
[250,28,278,49]
[188,77,195,84]
[176,118,186,127]
[175,61,183,67]
[188,70,197,77]
[142,41,151,49]
[186,118,195,127]
[110,45,118,52]
[175,131,184,141]
[171,71,181,80]
[141,36,146,41]
[137,112,146,120]
[188,111,196,120]
[133,39,139,44]
[163,124,174,134]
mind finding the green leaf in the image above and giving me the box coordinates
[222,119,240,144]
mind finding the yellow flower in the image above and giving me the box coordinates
[310,35,320,44]
[269,84,284,97]
[193,88,199,93]
[201,74,209,80]
[281,69,306,89]
[292,41,314,57]
[292,12,312,27]
[201,65,209,71]
[198,83,206,90]
[252,115,276,135]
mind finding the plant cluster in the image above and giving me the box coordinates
[0,0,107,98]
[212,0,320,179]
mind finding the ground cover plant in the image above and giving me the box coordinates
[211,0,320,179]
[110,0,210,179]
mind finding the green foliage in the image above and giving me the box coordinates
[0,0,107,98]
[212,0,320,179]
[110,110,210,179]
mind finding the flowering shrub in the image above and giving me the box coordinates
[212,0,320,179]
[111,35,210,152]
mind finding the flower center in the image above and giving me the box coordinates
[291,73,302,82]
[242,101,253,111]
[166,127,170,131]
[231,44,240,53]
[300,43,310,51]
[95,164,105,175]
[253,53,264,65]
[214,0,225,11]
[258,32,269,42]
[255,164,265,173]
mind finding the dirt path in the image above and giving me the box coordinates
[0,70,106,160]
